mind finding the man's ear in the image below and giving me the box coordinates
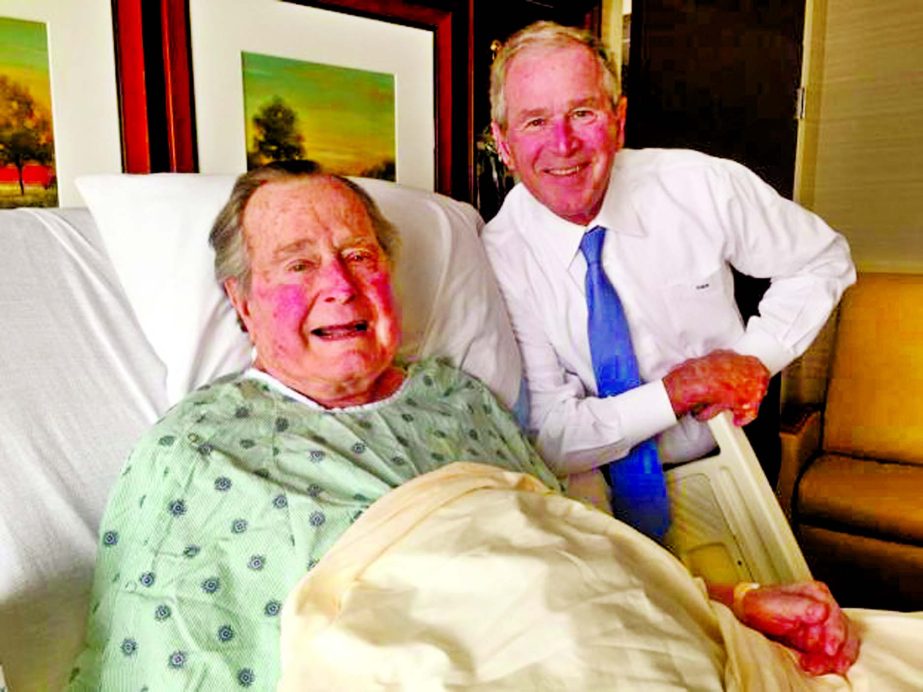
[224,277,251,335]
[491,121,515,171]
[614,96,627,151]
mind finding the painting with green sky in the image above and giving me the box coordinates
[0,15,56,208]
[242,51,395,180]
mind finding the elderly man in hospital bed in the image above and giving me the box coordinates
[68,162,923,690]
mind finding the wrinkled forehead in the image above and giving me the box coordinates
[512,42,605,85]
[245,177,369,224]
[242,177,375,249]
[504,42,612,111]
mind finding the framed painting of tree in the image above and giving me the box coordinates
[0,17,55,207]
[0,1,121,206]
[186,0,435,191]
[242,52,396,180]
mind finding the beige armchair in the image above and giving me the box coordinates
[779,273,923,610]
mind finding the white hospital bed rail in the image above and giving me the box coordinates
[664,411,812,585]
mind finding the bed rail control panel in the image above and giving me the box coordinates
[665,412,812,585]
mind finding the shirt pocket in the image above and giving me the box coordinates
[660,266,743,353]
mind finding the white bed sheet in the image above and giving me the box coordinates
[0,209,164,689]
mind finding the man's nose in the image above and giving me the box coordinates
[551,117,578,154]
[318,258,357,302]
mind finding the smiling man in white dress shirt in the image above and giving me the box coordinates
[481,21,855,498]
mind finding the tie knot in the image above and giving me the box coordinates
[579,225,607,265]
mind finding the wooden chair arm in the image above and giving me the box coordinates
[778,405,823,518]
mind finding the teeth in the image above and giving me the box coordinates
[547,166,582,176]
[311,321,368,338]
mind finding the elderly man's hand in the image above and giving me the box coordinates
[735,581,860,676]
[662,349,769,425]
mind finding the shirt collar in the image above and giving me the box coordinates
[518,152,645,272]
[594,153,644,239]
[517,185,586,270]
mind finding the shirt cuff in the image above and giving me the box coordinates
[731,329,795,376]
[592,379,678,449]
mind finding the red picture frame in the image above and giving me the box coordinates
[113,0,470,200]
[301,0,468,199]
[113,0,193,173]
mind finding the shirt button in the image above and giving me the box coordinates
[187,433,200,443]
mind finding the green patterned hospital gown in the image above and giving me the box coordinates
[68,358,560,690]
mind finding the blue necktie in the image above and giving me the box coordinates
[580,226,671,540]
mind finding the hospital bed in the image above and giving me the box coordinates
[0,175,808,690]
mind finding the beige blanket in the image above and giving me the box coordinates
[279,463,923,691]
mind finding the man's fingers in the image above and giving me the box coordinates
[664,350,769,420]
[822,610,848,656]
[798,630,860,677]
[738,581,859,677]
[799,649,835,676]
[731,405,759,426]
[741,589,832,640]
[797,622,829,654]
[748,589,829,625]
[835,624,861,674]
[693,403,727,421]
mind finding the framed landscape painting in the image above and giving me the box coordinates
[0,16,56,208]
[188,0,435,191]
[242,52,396,180]
[0,1,121,207]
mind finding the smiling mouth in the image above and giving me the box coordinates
[545,164,587,177]
[310,320,369,339]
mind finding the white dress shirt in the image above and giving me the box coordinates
[482,148,856,475]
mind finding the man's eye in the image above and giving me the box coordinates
[288,260,314,273]
[523,117,546,130]
[572,109,595,121]
[345,250,375,264]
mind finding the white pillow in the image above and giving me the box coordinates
[76,174,247,404]
[76,174,522,408]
